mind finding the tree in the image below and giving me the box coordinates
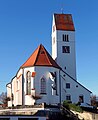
[0,92,7,104]
[91,94,97,107]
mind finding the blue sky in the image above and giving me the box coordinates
[0,0,98,96]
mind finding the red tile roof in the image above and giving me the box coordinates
[21,44,61,69]
[54,13,75,31]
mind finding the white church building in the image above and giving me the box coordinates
[6,13,92,107]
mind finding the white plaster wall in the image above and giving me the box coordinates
[7,83,11,98]
[11,77,16,106]
[17,68,23,76]
[23,66,60,105]
[8,101,12,107]
[25,95,35,105]
[16,76,23,106]
[15,69,23,106]
[34,66,60,104]
[52,15,57,60]
[7,83,12,107]
[7,68,23,107]
[60,71,91,104]
[23,67,35,105]
[56,30,76,79]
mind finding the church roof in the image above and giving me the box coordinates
[54,13,75,31]
[21,44,61,69]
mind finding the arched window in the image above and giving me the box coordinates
[40,77,46,94]
[26,71,31,95]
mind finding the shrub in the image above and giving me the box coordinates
[69,103,83,113]
[63,100,71,110]
[63,100,83,113]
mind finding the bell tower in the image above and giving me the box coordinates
[52,13,76,80]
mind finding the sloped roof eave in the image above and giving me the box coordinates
[21,64,61,70]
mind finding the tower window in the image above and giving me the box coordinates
[62,34,69,42]
[66,83,70,89]
[62,46,70,53]
[67,35,69,41]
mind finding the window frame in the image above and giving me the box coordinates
[66,94,71,101]
[40,77,46,94]
[62,46,70,53]
[66,83,70,89]
[62,34,69,42]
[26,71,31,95]
[79,95,84,103]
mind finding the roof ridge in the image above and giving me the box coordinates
[41,45,52,66]
[34,44,41,65]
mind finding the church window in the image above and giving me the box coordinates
[66,94,71,101]
[62,34,69,42]
[26,71,31,95]
[66,83,70,89]
[40,77,46,94]
[62,46,70,53]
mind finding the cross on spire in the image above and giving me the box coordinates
[61,0,64,14]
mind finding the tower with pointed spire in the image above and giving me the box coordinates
[52,13,76,79]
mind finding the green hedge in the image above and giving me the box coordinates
[63,100,83,113]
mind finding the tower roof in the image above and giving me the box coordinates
[21,44,61,69]
[54,13,75,31]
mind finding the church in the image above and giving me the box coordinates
[6,13,92,107]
